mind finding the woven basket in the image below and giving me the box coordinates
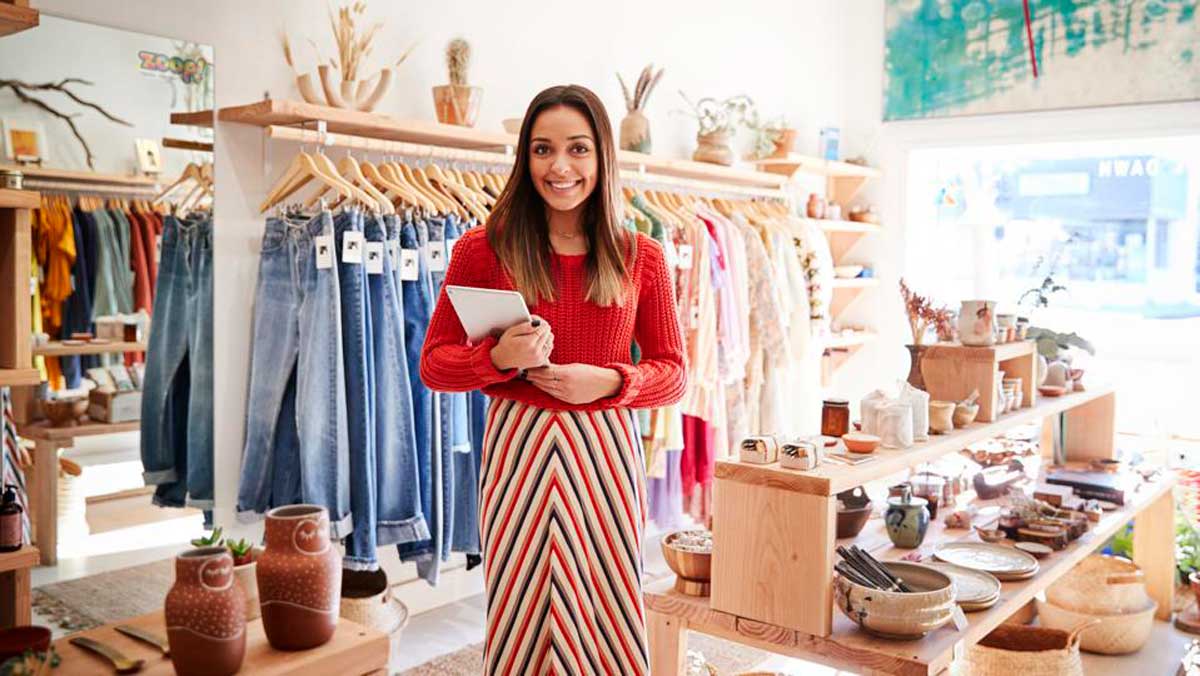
[966,623,1086,676]
[1036,597,1156,655]
[339,586,409,637]
[1046,554,1148,614]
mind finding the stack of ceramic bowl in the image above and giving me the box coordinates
[926,561,1001,612]
[1037,554,1156,655]
[833,562,956,639]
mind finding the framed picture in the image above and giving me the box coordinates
[135,138,162,174]
[1,119,47,163]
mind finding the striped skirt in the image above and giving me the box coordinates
[480,398,649,676]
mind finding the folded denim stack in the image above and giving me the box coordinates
[237,208,485,579]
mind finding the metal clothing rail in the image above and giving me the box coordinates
[266,125,788,202]
[20,178,160,196]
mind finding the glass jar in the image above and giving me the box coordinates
[821,398,850,437]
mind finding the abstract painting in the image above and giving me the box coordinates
[884,0,1200,120]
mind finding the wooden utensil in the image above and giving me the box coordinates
[70,636,145,673]
[114,625,170,656]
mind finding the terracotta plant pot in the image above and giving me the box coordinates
[257,505,341,650]
[432,85,483,127]
[233,547,263,621]
[770,128,798,158]
[620,110,651,153]
[692,130,735,166]
[906,344,929,390]
[164,547,246,676]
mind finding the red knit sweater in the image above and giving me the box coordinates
[419,228,687,411]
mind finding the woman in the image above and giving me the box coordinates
[420,84,686,675]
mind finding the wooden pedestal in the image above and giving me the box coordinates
[919,341,1037,422]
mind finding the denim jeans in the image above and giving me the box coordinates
[336,211,378,569]
[237,212,352,538]
[140,214,214,511]
[366,215,428,549]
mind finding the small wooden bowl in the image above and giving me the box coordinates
[953,402,980,428]
[1038,385,1067,397]
[1015,541,1053,559]
[843,432,881,454]
[43,398,87,427]
[975,526,1006,543]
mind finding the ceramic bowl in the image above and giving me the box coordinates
[43,397,87,427]
[975,526,1006,543]
[834,562,956,639]
[953,402,980,428]
[0,626,51,662]
[661,531,712,583]
[836,490,873,539]
[1038,385,1067,397]
[833,265,864,279]
[1015,542,1053,559]
[843,432,881,454]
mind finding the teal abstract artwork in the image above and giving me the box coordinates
[884,0,1200,120]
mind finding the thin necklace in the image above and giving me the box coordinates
[550,229,583,240]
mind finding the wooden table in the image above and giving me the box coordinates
[53,612,390,675]
[19,419,141,565]
[0,546,36,628]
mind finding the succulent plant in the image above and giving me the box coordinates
[190,526,223,548]
[227,538,255,566]
[446,37,470,86]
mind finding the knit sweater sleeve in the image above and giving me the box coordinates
[604,238,688,409]
[419,232,520,392]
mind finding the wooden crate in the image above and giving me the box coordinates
[919,341,1037,422]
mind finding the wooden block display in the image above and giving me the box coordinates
[919,341,1037,422]
[0,195,35,371]
[87,389,142,423]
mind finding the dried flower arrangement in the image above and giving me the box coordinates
[617,64,664,114]
[899,278,951,346]
[676,92,756,135]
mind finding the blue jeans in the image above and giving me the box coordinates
[367,215,428,549]
[337,212,378,570]
[237,212,352,538]
[140,214,214,511]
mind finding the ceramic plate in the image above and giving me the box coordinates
[926,562,1002,605]
[1014,542,1053,558]
[933,543,1039,576]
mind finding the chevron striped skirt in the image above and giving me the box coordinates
[480,398,649,676]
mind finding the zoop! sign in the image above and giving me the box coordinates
[137,51,211,85]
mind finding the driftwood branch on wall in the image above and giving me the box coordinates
[0,78,133,169]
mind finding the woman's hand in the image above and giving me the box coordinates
[490,315,553,371]
[525,363,623,405]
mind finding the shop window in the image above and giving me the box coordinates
[905,137,1200,443]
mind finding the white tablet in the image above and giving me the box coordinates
[445,285,532,342]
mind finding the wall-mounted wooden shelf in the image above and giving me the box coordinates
[0,165,157,187]
[219,99,788,190]
[18,419,140,442]
[750,154,882,180]
[831,278,878,289]
[162,137,213,153]
[33,341,147,357]
[819,220,881,234]
[0,189,38,210]
[169,109,215,128]
[0,3,38,37]
[826,331,877,350]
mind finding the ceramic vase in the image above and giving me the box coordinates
[770,128,798,158]
[257,505,342,650]
[692,130,735,166]
[906,344,929,390]
[233,549,262,621]
[619,111,651,153]
[928,401,955,435]
[164,547,246,676]
[884,486,929,549]
[806,193,826,219]
[958,300,997,346]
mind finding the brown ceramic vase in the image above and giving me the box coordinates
[257,504,342,650]
[164,546,246,676]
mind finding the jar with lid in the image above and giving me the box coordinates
[0,485,23,552]
[821,398,850,437]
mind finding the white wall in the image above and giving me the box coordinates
[0,14,212,178]
[31,0,849,590]
[828,0,1200,414]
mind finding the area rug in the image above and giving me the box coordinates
[33,558,174,633]
[399,633,771,675]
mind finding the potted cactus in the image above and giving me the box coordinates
[191,528,262,621]
[433,37,482,127]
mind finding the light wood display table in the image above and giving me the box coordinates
[53,611,389,675]
[0,546,37,627]
[646,386,1175,675]
[19,419,141,566]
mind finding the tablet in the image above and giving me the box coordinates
[445,285,532,342]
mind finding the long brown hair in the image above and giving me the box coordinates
[486,84,633,307]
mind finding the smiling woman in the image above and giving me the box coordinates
[419,84,687,676]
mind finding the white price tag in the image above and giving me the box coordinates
[427,241,446,272]
[365,242,385,275]
[155,235,162,265]
[689,302,701,329]
[399,249,420,281]
[314,235,334,270]
[446,237,459,264]
[663,239,678,268]
[678,244,694,270]
[342,231,365,264]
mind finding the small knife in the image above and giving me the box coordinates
[70,636,145,674]
[115,625,171,656]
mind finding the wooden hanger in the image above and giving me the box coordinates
[380,162,438,213]
[316,154,393,214]
[403,163,458,216]
[362,161,420,210]
[259,151,355,213]
[390,162,447,214]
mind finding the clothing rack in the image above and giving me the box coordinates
[21,178,160,197]
[266,124,788,202]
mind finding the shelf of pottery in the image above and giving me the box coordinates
[645,358,1175,675]
[751,154,882,384]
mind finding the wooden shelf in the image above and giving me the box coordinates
[18,419,139,441]
[831,278,878,289]
[33,341,146,357]
[221,99,787,190]
[170,109,215,128]
[0,3,38,37]
[826,332,877,350]
[0,188,38,210]
[0,368,39,387]
[0,545,37,574]
[715,386,1115,497]
[52,611,388,676]
[750,154,882,180]
[0,165,157,187]
[648,470,1174,676]
[819,220,881,234]
[161,137,213,153]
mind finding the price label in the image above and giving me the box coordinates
[342,231,365,264]
[365,242,385,275]
[427,241,446,272]
[663,239,678,268]
[155,235,163,265]
[399,249,420,281]
[690,302,701,329]
[678,244,694,270]
[314,235,334,270]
